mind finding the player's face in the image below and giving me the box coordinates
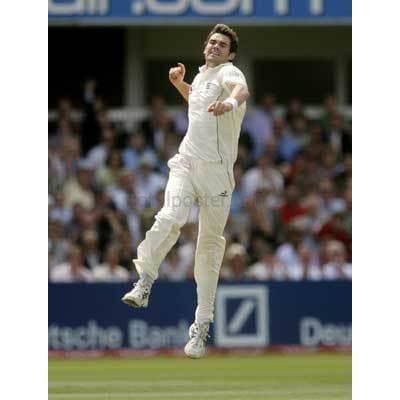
[203,33,235,66]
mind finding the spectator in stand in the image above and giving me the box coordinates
[96,202,128,255]
[230,162,246,216]
[65,202,97,244]
[86,127,115,169]
[242,152,284,205]
[157,130,181,173]
[318,178,347,220]
[122,131,157,172]
[293,116,311,147]
[342,186,352,236]
[95,150,124,189]
[245,181,282,242]
[285,243,322,281]
[79,229,101,271]
[228,162,250,244]
[49,191,72,225]
[49,142,67,193]
[279,184,307,225]
[172,104,189,136]
[236,131,254,169]
[285,97,305,127]
[135,154,166,209]
[242,93,275,160]
[50,116,77,149]
[320,94,340,131]
[308,121,325,147]
[107,169,137,214]
[65,203,87,242]
[50,245,93,283]
[300,192,329,235]
[302,123,326,179]
[246,231,271,265]
[334,154,352,192]
[57,97,74,122]
[159,246,190,281]
[140,95,175,149]
[49,97,76,151]
[276,223,308,276]
[48,97,74,139]
[92,244,131,282]
[277,116,309,162]
[220,243,248,280]
[317,205,351,257]
[48,220,70,269]
[139,188,165,234]
[282,151,307,186]
[318,149,340,180]
[49,194,54,215]
[105,170,142,248]
[323,113,352,157]
[126,195,142,249]
[118,229,137,272]
[63,159,95,211]
[57,133,82,183]
[322,240,351,280]
[246,242,286,281]
[80,79,104,155]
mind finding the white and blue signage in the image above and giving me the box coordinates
[48,281,351,350]
[214,285,269,347]
[48,0,351,25]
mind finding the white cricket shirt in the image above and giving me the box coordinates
[178,62,247,167]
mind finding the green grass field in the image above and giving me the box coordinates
[49,353,351,400]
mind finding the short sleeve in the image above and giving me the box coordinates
[219,65,248,93]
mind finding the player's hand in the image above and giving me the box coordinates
[207,101,233,116]
[169,63,186,85]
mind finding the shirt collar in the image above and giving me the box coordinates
[198,62,232,73]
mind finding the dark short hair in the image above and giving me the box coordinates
[204,24,239,54]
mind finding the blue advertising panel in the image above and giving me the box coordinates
[48,281,351,350]
[48,0,351,25]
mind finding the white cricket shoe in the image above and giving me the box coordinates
[184,322,210,359]
[121,279,151,308]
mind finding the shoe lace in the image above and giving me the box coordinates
[133,280,151,299]
[190,323,210,344]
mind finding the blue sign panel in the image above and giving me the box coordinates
[48,281,351,350]
[48,0,351,25]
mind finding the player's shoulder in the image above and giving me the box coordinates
[219,63,244,75]
[218,63,246,83]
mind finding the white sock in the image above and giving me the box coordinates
[195,318,211,326]
[140,273,154,287]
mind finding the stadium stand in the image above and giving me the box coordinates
[48,82,351,283]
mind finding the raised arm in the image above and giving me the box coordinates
[169,62,190,102]
[208,82,250,116]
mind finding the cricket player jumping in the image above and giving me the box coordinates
[122,24,250,358]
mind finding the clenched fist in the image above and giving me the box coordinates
[169,63,186,85]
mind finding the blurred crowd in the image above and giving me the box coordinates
[48,80,352,283]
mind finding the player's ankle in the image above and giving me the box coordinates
[195,319,211,326]
[140,273,154,287]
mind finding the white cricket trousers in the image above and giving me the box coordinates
[133,153,234,323]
